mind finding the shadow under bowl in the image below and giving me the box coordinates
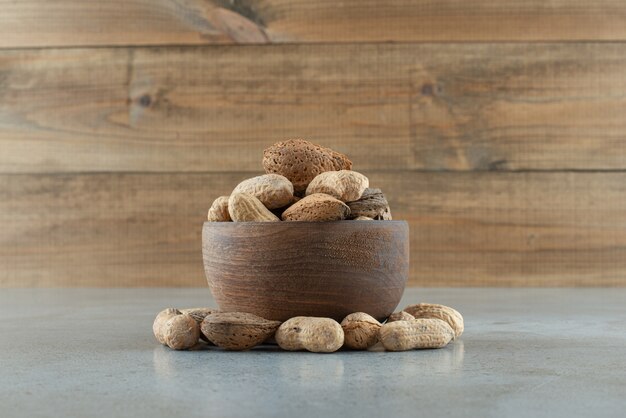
[202,220,409,322]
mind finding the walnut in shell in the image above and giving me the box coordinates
[347,188,392,220]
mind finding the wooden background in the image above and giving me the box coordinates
[1,0,626,287]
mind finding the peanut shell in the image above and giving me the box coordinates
[387,311,415,323]
[207,196,231,222]
[403,303,464,338]
[306,170,369,202]
[228,192,280,222]
[271,195,301,218]
[379,318,454,351]
[276,317,344,353]
[232,174,294,209]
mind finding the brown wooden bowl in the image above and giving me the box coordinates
[202,221,409,322]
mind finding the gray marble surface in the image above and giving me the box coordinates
[1,288,625,418]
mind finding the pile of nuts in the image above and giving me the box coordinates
[152,303,464,353]
[207,139,392,222]
[153,139,465,353]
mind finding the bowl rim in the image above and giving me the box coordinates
[203,220,408,227]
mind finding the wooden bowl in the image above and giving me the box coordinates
[202,221,409,322]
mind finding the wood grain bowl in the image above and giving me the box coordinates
[202,221,409,322]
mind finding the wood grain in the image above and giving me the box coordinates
[2,0,626,48]
[202,221,409,321]
[378,172,626,287]
[2,43,626,174]
[2,171,625,287]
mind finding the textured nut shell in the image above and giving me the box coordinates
[201,312,281,351]
[341,312,381,350]
[306,170,369,202]
[163,314,200,350]
[379,318,454,351]
[228,193,280,222]
[348,188,392,220]
[387,311,415,323]
[181,308,218,342]
[403,303,464,338]
[276,317,344,353]
[153,308,181,345]
[180,308,217,324]
[233,174,294,209]
[207,196,231,222]
[271,195,300,218]
[281,193,350,222]
[263,139,352,193]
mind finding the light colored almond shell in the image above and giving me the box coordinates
[387,311,415,323]
[180,308,217,324]
[276,317,344,353]
[232,174,294,209]
[305,170,369,203]
[200,312,281,351]
[340,312,381,350]
[379,318,454,351]
[228,192,280,222]
[263,139,352,193]
[163,313,200,350]
[354,216,374,221]
[181,308,218,342]
[403,303,464,338]
[153,308,181,345]
[281,193,350,222]
[207,196,231,222]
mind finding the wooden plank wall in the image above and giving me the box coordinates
[1,1,625,287]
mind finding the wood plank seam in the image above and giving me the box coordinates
[3,1,626,47]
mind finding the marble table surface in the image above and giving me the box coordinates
[1,288,625,418]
